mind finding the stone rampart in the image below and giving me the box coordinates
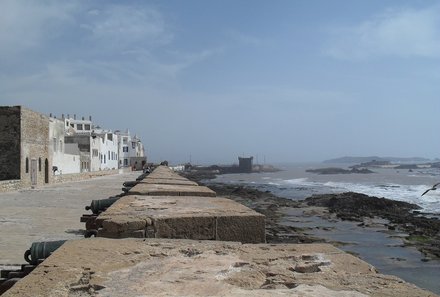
[95,195,266,243]
[3,238,436,297]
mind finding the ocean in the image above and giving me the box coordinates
[209,162,440,293]
[211,163,440,214]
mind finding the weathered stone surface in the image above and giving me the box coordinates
[3,238,437,297]
[129,183,216,196]
[154,216,216,239]
[96,195,266,243]
[216,215,265,243]
[0,106,50,187]
[140,178,199,186]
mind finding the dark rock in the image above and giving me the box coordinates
[306,168,374,175]
[305,192,440,259]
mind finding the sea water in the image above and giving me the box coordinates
[211,163,440,214]
[209,163,440,293]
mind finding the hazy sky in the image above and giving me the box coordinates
[1,0,439,164]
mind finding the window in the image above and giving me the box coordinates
[66,121,69,127]
[53,138,57,152]
[92,149,98,157]
[59,140,63,152]
[124,159,128,166]
[132,142,136,149]
[104,155,106,163]
[123,137,128,144]
[70,123,74,128]
[84,124,91,130]
[108,151,110,160]
[26,157,29,173]
[107,133,113,141]
[123,146,128,152]
[77,124,83,130]
[39,158,41,171]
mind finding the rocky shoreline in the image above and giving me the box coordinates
[182,170,440,260]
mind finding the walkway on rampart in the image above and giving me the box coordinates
[0,171,139,265]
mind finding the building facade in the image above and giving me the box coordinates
[116,130,146,170]
[49,117,81,175]
[0,106,147,188]
[0,106,51,187]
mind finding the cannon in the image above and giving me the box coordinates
[1,241,67,294]
[136,170,151,181]
[81,196,123,236]
[24,240,67,265]
[123,181,138,188]
[85,196,121,215]
[136,174,147,181]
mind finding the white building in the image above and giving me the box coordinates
[116,129,146,170]
[48,114,145,173]
[62,115,95,172]
[94,129,119,170]
[48,117,80,174]
[64,115,93,136]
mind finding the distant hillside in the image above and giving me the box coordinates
[323,156,431,164]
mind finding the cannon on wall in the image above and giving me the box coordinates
[24,240,67,265]
[0,240,67,295]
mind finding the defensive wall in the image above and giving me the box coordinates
[0,169,122,193]
[1,166,437,296]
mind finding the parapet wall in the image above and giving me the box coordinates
[0,169,121,193]
[52,169,120,184]
[0,180,22,192]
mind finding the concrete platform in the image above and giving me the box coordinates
[95,195,265,243]
[139,178,199,186]
[3,238,436,297]
[128,183,216,197]
[147,165,188,179]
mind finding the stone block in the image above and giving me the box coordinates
[154,216,216,240]
[129,183,216,197]
[96,195,265,243]
[216,215,266,243]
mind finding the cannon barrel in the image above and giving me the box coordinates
[123,181,138,188]
[136,173,149,181]
[85,196,120,214]
[24,240,67,265]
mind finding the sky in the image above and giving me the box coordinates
[1,0,439,165]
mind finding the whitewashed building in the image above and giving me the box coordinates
[94,129,119,170]
[116,129,146,170]
[48,116,80,174]
[48,114,145,173]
